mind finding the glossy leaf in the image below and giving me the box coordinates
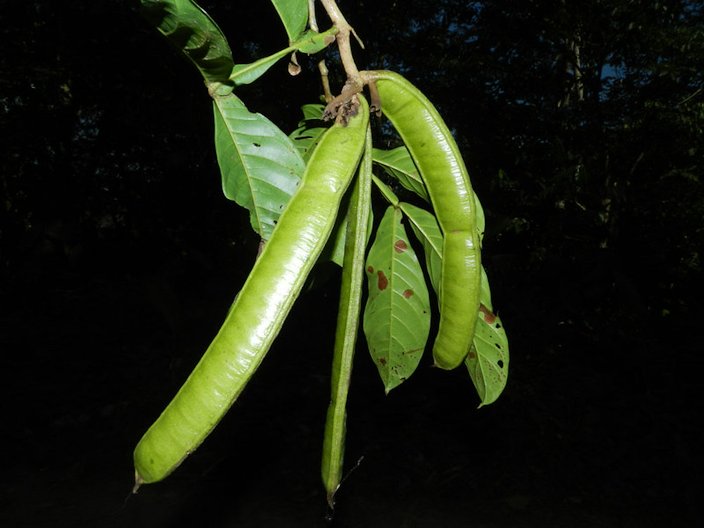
[230,48,291,86]
[293,28,339,55]
[371,174,400,207]
[270,0,308,42]
[363,206,431,393]
[229,28,337,87]
[400,202,443,293]
[140,0,235,87]
[466,305,509,407]
[372,146,428,201]
[213,93,304,240]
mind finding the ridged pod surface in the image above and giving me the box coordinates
[371,70,480,370]
[133,96,369,486]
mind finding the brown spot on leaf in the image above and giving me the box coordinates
[367,265,374,274]
[402,289,414,299]
[394,239,408,253]
[377,270,388,290]
[479,304,496,324]
[379,357,387,366]
[467,350,477,360]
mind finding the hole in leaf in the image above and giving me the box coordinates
[497,360,504,368]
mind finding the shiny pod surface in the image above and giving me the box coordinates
[133,97,369,485]
[373,70,480,370]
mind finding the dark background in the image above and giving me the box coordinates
[2,0,702,526]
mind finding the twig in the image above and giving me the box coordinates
[319,0,363,83]
[308,0,333,101]
[677,87,702,107]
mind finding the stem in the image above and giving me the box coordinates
[318,1,372,118]
[307,0,333,101]
[319,0,362,83]
[318,60,333,102]
[308,0,319,31]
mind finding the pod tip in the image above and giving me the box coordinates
[132,470,144,494]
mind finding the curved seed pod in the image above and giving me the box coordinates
[370,70,480,370]
[133,97,369,488]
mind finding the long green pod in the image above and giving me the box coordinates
[369,70,481,370]
[321,125,372,508]
[133,97,369,487]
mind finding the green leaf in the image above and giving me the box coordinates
[299,103,325,121]
[292,28,338,55]
[363,206,431,393]
[479,266,492,311]
[140,0,235,87]
[372,146,428,201]
[229,27,337,87]
[230,48,292,86]
[289,105,328,161]
[466,306,509,407]
[213,93,304,240]
[270,0,308,42]
[400,202,443,293]
[371,174,400,207]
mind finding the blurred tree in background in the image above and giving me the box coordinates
[3,0,701,320]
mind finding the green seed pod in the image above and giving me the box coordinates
[370,70,481,370]
[133,96,369,487]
